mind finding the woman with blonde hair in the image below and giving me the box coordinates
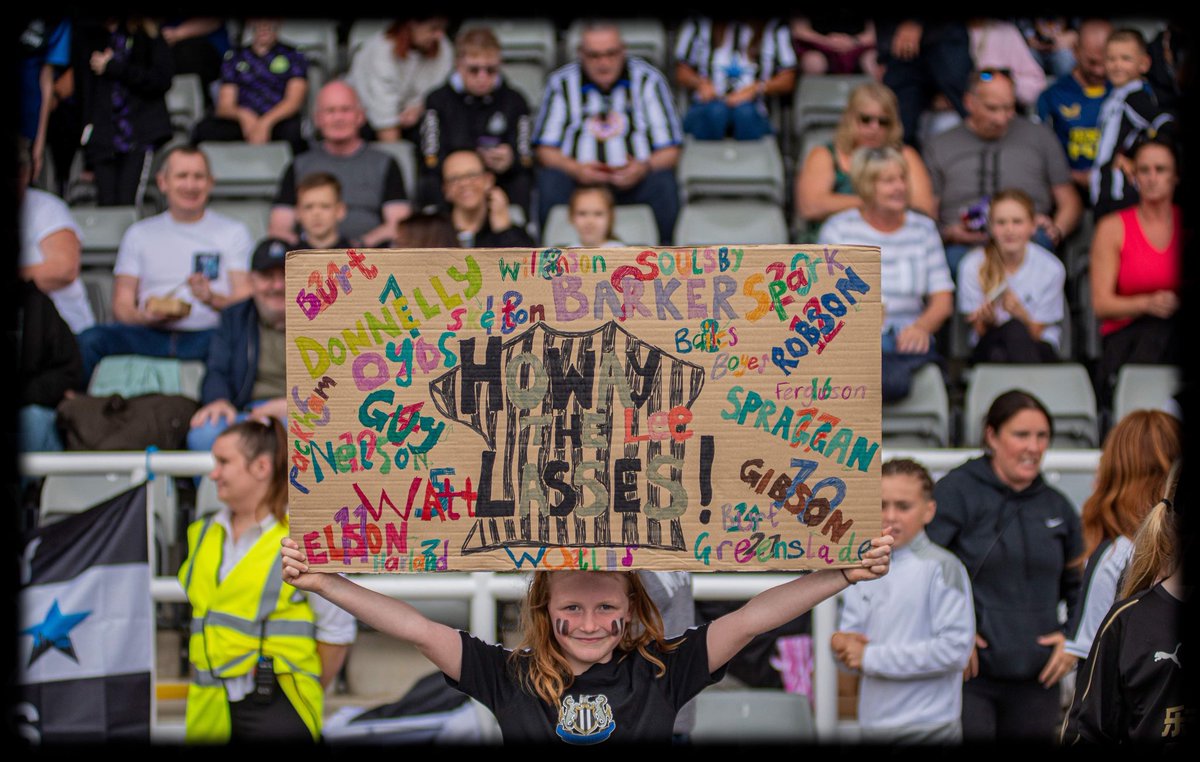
[1061,459,1185,745]
[796,81,935,227]
[818,145,953,402]
[957,189,1067,363]
[281,542,892,743]
[1060,410,1181,670]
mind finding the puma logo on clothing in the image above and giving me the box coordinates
[1153,643,1181,668]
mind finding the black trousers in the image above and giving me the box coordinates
[1099,314,1179,406]
[192,114,308,157]
[972,320,1059,364]
[962,675,1061,743]
[228,676,314,743]
[94,148,153,206]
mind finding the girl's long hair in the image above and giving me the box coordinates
[1076,410,1181,567]
[510,571,676,708]
[978,189,1036,297]
[1120,458,1182,598]
[219,418,288,522]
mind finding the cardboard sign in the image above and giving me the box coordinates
[286,246,880,573]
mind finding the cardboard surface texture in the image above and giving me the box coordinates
[287,245,880,572]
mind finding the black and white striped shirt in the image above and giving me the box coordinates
[674,18,796,97]
[532,56,682,166]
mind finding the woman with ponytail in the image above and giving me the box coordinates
[179,418,355,742]
[1062,460,1186,745]
[957,189,1067,363]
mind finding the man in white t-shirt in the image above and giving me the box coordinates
[76,145,254,386]
[17,138,95,334]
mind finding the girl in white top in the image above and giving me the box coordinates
[957,189,1066,363]
[565,186,624,248]
[348,19,454,141]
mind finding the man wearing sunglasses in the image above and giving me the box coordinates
[924,68,1081,276]
[533,21,682,245]
[420,27,533,216]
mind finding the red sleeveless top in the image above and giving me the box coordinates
[1101,205,1182,336]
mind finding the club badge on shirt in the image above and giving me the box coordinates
[586,112,628,142]
[555,694,615,744]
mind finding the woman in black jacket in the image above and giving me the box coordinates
[78,17,173,206]
[927,390,1082,742]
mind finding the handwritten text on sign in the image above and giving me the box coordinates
[286,246,881,572]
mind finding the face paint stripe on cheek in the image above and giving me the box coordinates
[610,618,625,637]
[556,618,569,637]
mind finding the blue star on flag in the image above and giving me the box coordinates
[22,600,91,666]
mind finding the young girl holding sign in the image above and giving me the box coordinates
[281,537,892,743]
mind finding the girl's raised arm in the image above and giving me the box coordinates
[281,538,464,680]
[705,535,893,673]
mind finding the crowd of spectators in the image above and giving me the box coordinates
[13,14,1185,745]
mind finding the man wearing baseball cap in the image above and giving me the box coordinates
[186,237,290,450]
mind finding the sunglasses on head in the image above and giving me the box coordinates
[466,64,500,76]
[975,68,1013,83]
[858,113,893,127]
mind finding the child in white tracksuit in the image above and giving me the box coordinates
[833,458,976,743]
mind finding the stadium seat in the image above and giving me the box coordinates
[674,200,788,246]
[882,363,950,448]
[207,199,271,243]
[369,140,418,205]
[461,18,557,68]
[540,204,659,247]
[1113,365,1182,423]
[691,690,814,742]
[565,19,667,69]
[793,74,871,140]
[165,74,205,138]
[677,136,785,204]
[964,363,1099,448]
[345,20,390,73]
[199,141,293,200]
[71,206,137,269]
[79,270,114,325]
[248,20,339,73]
[502,62,546,112]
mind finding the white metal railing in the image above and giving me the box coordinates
[20,448,1101,740]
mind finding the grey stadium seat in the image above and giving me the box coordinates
[369,140,418,206]
[541,204,659,248]
[691,690,814,742]
[502,62,546,111]
[207,199,272,243]
[964,363,1099,448]
[71,205,137,269]
[673,200,788,246]
[165,73,205,137]
[88,355,206,401]
[793,74,872,139]
[247,20,339,73]
[677,136,785,204]
[1113,365,1182,423]
[461,18,557,68]
[882,363,950,448]
[345,20,390,72]
[199,141,293,200]
[565,19,667,69]
[79,270,114,325]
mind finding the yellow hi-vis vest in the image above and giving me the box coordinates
[178,514,323,743]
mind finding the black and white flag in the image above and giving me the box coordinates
[16,484,153,743]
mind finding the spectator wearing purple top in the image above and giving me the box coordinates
[77,17,173,206]
[193,19,309,155]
